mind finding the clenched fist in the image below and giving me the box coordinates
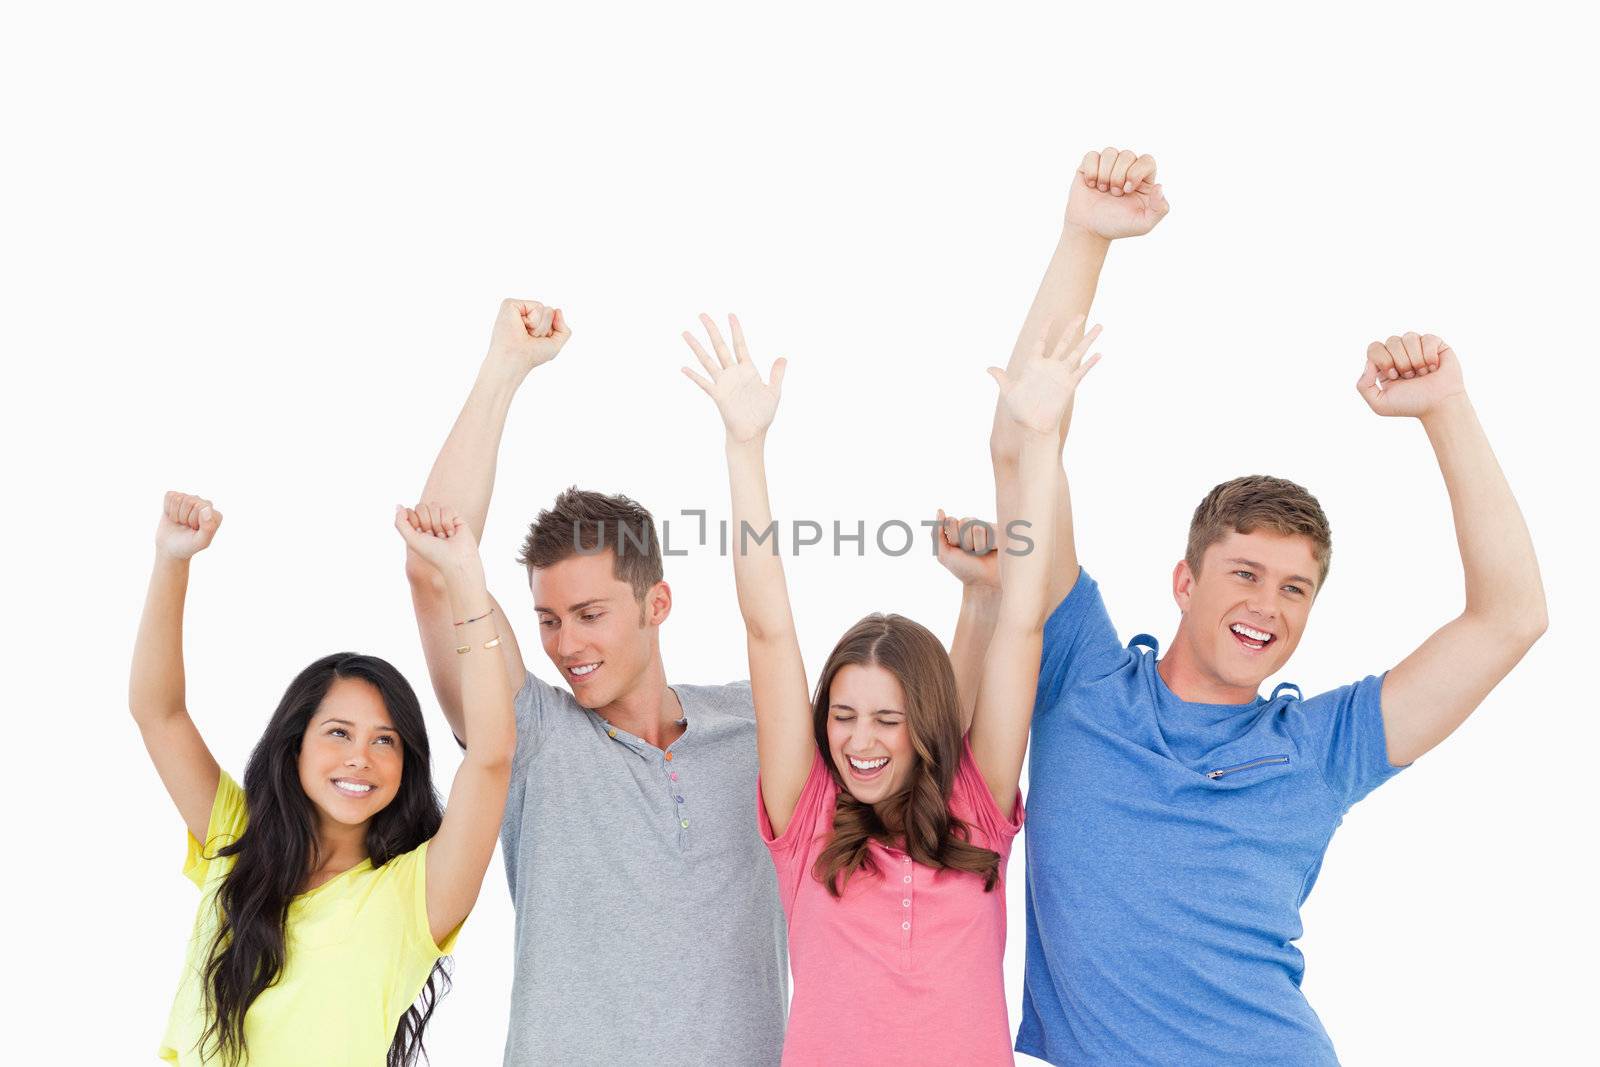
[1357,332,1468,419]
[488,298,571,373]
[156,491,222,561]
[395,502,483,574]
[1065,147,1170,240]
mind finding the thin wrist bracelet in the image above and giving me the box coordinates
[454,606,496,627]
[456,634,503,654]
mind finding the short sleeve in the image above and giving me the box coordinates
[384,840,462,959]
[951,737,1023,859]
[1037,568,1128,713]
[183,771,248,888]
[510,671,560,773]
[1292,672,1407,810]
[757,749,833,911]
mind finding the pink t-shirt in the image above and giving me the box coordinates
[759,739,1023,1066]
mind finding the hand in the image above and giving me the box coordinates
[395,502,483,574]
[1357,332,1468,419]
[988,316,1103,436]
[1065,147,1170,240]
[156,492,222,561]
[487,298,571,373]
[935,509,999,589]
[681,313,787,445]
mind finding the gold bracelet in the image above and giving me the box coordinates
[454,643,471,655]
[458,635,502,654]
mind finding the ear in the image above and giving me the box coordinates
[1172,559,1194,614]
[644,580,673,627]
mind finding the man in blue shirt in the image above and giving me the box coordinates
[944,150,1548,1064]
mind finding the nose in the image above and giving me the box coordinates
[345,746,372,770]
[851,718,876,751]
[556,626,584,663]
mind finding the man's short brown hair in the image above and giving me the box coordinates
[1186,475,1333,588]
[518,487,664,602]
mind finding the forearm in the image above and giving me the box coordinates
[419,358,529,542]
[998,434,1059,632]
[1422,396,1547,630]
[950,586,1001,732]
[440,565,516,766]
[725,438,800,643]
[129,555,191,725]
[993,225,1109,458]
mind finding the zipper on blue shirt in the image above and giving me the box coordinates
[1205,754,1290,779]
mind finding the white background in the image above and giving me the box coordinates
[5,3,1596,1063]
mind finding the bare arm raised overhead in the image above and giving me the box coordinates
[945,149,1167,710]
[129,491,226,841]
[406,300,571,741]
[395,505,516,947]
[969,322,1103,813]
[680,314,814,837]
[1355,333,1546,766]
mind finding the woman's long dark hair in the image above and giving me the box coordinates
[198,653,449,1067]
[810,615,1002,897]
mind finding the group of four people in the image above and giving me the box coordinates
[133,147,1546,1065]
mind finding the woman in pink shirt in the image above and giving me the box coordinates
[680,312,1103,1065]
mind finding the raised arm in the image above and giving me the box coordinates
[988,148,1168,605]
[681,314,813,837]
[1356,333,1547,766]
[933,511,1000,733]
[396,506,516,947]
[406,299,570,740]
[129,491,225,841]
[969,323,1103,812]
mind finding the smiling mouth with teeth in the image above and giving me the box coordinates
[568,662,600,678]
[1229,623,1276,651]
[331,778,375,797]
[847,755,889,773]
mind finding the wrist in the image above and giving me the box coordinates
[1419,391,1474,430]
[152,549,192,571]
[724,431,768,454]
[960,580,1002,603]
[1060,222,1113,253]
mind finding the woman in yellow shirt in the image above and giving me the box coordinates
[130,491,514,1065]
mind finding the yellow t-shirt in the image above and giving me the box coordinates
[159,773,460,1065]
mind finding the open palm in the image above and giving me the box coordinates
[991,320,1103,435]
[682,314,787,444]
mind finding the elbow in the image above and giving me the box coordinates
[1515,604,1549,649]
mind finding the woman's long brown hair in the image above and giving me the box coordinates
[810,613,1002,897]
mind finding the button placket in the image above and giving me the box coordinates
[667,751,689,834]
[899,855,913,968]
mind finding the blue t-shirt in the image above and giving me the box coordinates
[1017,570,1406,1066]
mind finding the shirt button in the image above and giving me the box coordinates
[606,728,617,739]
[900,921,910,931]
[902,875,911,883]
[901,899,910,907]
[664,752,674,762]
[675,795,685,804]
[680,819,690,829]
[670,771,678,781]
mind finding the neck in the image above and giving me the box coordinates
[596,654,684,749]
[1158,625,1261,705]
[311,814,370,873]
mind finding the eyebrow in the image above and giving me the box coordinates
[320,717,398,733]
[535,598,610,615]
[829,704,904,715]
[1225,558,1317,589]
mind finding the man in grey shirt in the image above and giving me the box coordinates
[403,300,787,1066]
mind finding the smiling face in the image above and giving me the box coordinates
[1171,528,1320,699]
[531,548,669,710]
[825,663,917,805]
[296,676,403,830]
